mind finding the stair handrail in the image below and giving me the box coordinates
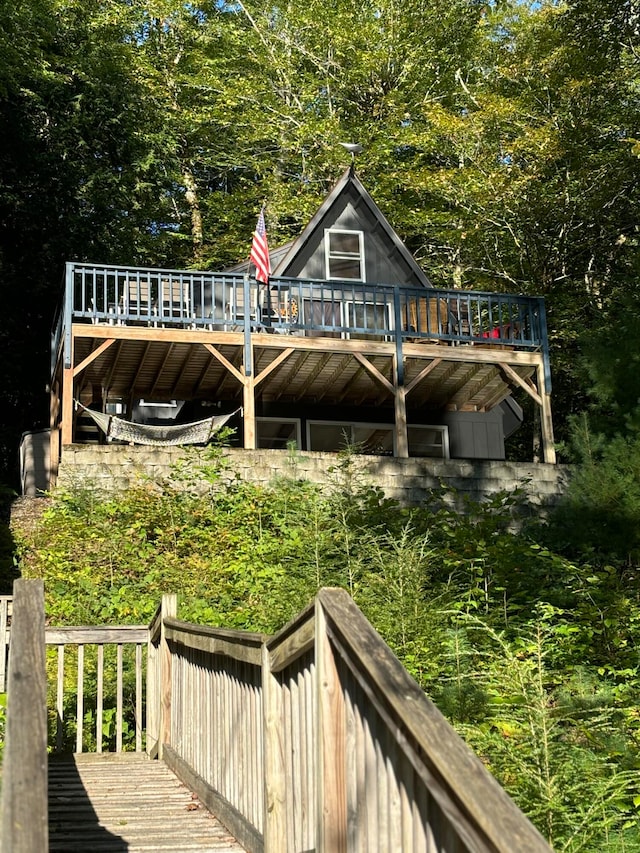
[0,579,48,852]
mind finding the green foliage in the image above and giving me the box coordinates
[15,448,640,848]
[0,0,639,477]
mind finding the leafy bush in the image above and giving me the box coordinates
[14,447,640,849]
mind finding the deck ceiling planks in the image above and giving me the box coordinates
[70,325,541,413]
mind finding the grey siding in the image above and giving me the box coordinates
[282,185,427,287]
[442,410,506,461]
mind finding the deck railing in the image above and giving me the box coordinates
[2,583,551,852]
[46,623,148,754]
[54,261,551,386]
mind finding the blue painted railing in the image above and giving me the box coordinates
[53,261,551,386]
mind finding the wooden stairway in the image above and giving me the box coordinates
[48,754,246,852]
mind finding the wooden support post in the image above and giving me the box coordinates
[243,377,256,450]
[49,379,61,488]
[159,593,177,760]
[316,601,347,852]
[1,579,48,853]
[61,365,74,446]
[262,644,287,852]
[394,354,409,458]
[537,363,556,464]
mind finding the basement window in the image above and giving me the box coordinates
[256,418,301,450]
[407,425,449,459]
[307,421,394,455]
[325,230,365,281]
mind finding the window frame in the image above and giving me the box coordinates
[256,417,302,450]
[324,229,365,282]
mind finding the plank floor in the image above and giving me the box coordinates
[48,754,247,852]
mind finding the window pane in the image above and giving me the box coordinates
[328,257,362,280]
[257,420,299,450]
[408,427,447,458]
[309,423,352,451]
[329,232,361,254]
[349,303,386,330]
[352,426,394,455]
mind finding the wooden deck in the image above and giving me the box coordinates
[48,754,245,852]
[49,262,557,466]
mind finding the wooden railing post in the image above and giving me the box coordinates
[316,599,347,852]
[1,579,48,853]
[159,593,177,760]
[262,643,286,852]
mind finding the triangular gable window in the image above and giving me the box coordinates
[325,229,365,281]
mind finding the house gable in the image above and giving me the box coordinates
[272,167,431,288]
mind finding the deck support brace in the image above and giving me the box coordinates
[352,352,410,458]
[498,361,556,464]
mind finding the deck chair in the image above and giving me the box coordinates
[406,297,449,343]
[120,279,158,325]
[157,279,192,325]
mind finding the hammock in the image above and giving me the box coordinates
[75,402,240,447]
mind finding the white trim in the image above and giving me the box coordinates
[324,229,365,281]
[407,425,450,459]
[343,298,393,340]
[305,419,449,458]
[306,420,395,455]
[256,417,302,450]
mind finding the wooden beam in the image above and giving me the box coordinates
[297,352,333,397]
[262,644,287,852]
[103,339,124,393]
[405,357,443,396]
[274,350,313,400]
[255,347,294,387]
[169,348,193,396]
[395,384,408,459]
[353,352,394,395]
[131,341,153,393]
[448,366,499,410]
[243,377,256,449]
[537,363,556,464]
[336,364,366,404]
[314,354,352,402]
[203,343,244,384]
[159,594,177,761]
[191,353,214,397]
[72,339,116,378]
[150,343,176,396]
[72,322,543,371]
[0,580,48,853]
[316,601,347,852]
[498,362,542,407]
[61,366,74,445]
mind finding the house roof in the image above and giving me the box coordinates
[233,167,432,287]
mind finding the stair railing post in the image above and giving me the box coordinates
[262,640,287,852]
[316,598,347,852]
[159,593,177,761]
[1,579,48,853]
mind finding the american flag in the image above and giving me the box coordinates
[250,208,271,284]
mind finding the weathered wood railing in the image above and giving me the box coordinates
[1,580,48,852]
[47,623,148,753]
[0,594,12,692]
[158,588,551,852]
[1,583,552,852]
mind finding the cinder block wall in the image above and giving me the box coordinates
[57,445,570,511]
